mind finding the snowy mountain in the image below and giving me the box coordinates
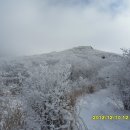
[1,46,129,130]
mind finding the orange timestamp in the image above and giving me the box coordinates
[92,115,130,120]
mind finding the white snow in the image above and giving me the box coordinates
[77,88,130,130]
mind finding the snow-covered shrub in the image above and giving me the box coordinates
[0,59,87,129]
[0,96,25,130]
[116,49,130,110]
[23,63,75,130]
[93,77,106,89]
[2,106,25,130]
[68,85,95,108]
[67,76,96,109]
[69,64,98,81]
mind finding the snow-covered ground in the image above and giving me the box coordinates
[77,88,130,130]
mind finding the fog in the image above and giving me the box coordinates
[1,0,130,56]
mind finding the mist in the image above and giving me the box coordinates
[1,0,130,56]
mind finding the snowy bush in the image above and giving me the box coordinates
[0,59,89,130]
[2,106,25,130]
[0,96,25,130]
[116,49,130,110]
[23,63,76,130]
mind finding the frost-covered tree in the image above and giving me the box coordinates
[117,49,130,110]
[23,63,75,130]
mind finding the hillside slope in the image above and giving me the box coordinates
[0,46,121,80]
[0,46,123,130]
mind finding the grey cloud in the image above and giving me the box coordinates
[46,0,126,13]
[0,0,130,56]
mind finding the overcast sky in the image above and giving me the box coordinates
[1,0,130,56]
